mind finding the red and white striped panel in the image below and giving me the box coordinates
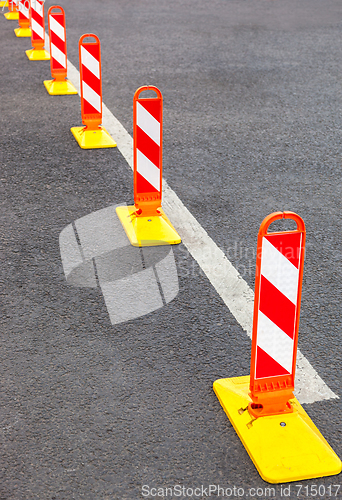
[80,38,102,118]
[18,0,30,23]
[135,97,162,197]
[30,0,45,44]
[254,231,303,380]
[48,8,67,75]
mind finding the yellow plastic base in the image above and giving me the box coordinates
[70,126,117,149]
[4,11,19,20]
[44,79,78,95]
[14,27,32,37]
[213,376,341,484]
[116,205,181,247]
[26,48,50,61]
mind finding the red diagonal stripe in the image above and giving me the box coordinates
[50,31,65,53]
[50,34,66,71]
[259,275,296,339]
[83,100,101,116]
[19,7,29,20]
[51,13,64,30]
[82,43,100,60]
[138,99,161,122]
[81,64,101,116]
[51,56,65,71]
[255,346,290,379]
[19,12,29,21]
[31,7,43,24]
[51,56,64,71]
[32,32,44,43]
[265,232,302,268]
[136,126,160,168]
[81,65,101,93]
[136,172,159,195]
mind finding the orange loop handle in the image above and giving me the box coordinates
[48,5,64,15]
[79,33,100,46]
[134,85,162,101]
[259,211,305,237]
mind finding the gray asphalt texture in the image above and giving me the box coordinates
[1,0,342,499]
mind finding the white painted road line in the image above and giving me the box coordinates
[61,43,337,404]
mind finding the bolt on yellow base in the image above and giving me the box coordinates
[26,48,50,61]
[70,126,116,149]
[44,79,78,95]
[4,11,19,20]
[213,376,342,484]
[14,27,32,37]
[116,205,181,247]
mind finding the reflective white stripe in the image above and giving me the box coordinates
[81,45,100,79]
[51,43,66,68]
[257,311,294,374]
[82,80,101,113]
[20,0,29,18]
[32,0,43,16]
[137,149,160,191]
[50,16,65,42]
[136,102,160,146]
[260,237,299,304]
[31,17,44,40]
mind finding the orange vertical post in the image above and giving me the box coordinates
[248,211,306,417]
[43,6,77,95]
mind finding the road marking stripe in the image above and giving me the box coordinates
[48,35,337,405]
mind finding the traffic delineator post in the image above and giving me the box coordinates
[43,6,77,95]
[26,0,50,61]
[70,34,116,149]
[4,0,19,20]
[14,0,31,37]
[116,86,181,247]
[213,211,342,483]
[248,211,306,419]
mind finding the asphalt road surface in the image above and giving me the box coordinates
[1,0,342,499]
